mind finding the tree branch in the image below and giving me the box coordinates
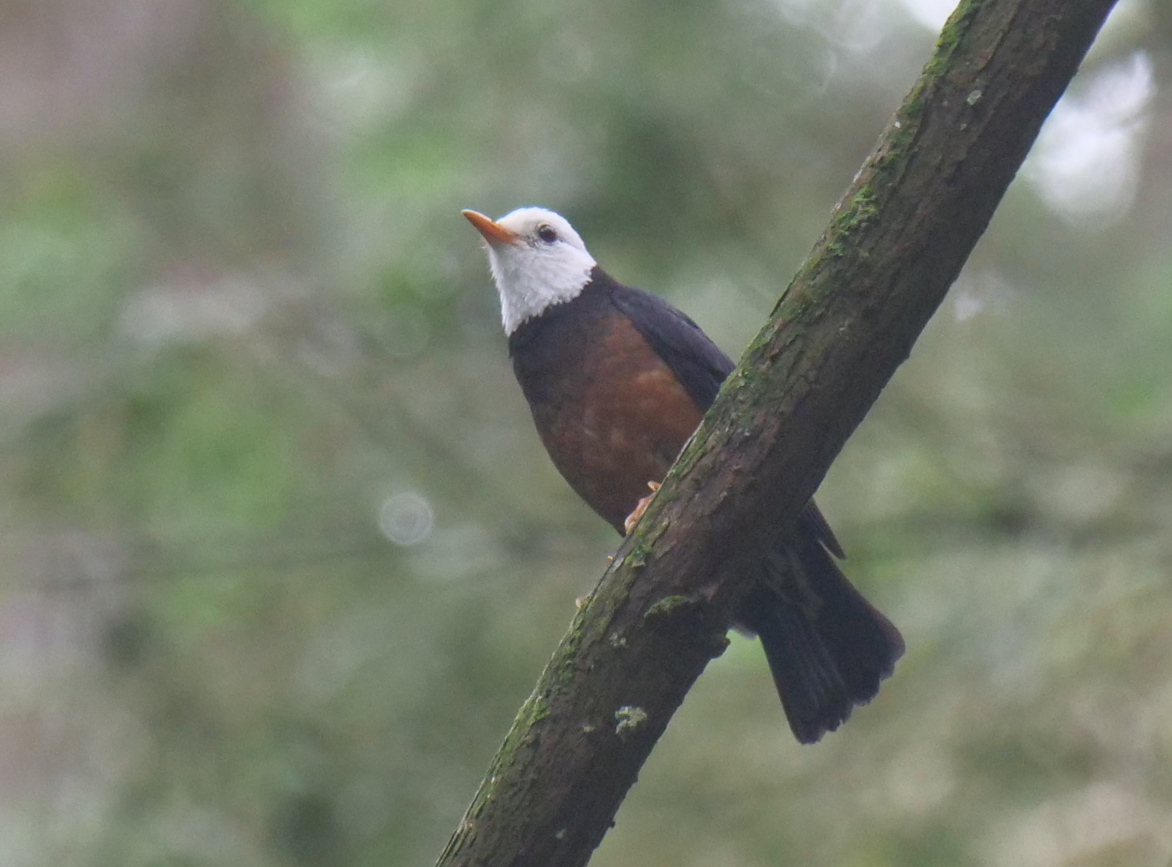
[436,0,1119,864]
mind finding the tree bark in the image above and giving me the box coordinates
[435,0,1119,865]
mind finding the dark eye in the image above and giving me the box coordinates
[536,224,559,243]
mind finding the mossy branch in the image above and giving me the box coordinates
[435,0,1118,865]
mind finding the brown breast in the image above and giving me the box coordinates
[509,286,704,533]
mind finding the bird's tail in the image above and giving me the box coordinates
[736,532,904,744]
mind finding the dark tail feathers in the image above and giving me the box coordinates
[736,533,904,744]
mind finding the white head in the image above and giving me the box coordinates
[462,207,597,334]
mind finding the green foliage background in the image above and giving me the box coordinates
[3,0,1171,865]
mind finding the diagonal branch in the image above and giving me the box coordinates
[436,0,1119,865]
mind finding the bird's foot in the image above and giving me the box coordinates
[623,481,662,535]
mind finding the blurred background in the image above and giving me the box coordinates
[2,0,1171,865]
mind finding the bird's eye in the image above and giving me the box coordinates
[536,224,559,244]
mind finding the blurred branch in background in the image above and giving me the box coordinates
[0,0,1170,866]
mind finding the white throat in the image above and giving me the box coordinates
[489,247,595,334]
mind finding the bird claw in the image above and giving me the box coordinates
[623,481,662,535]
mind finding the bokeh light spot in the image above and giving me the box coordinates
[378,491,434,546]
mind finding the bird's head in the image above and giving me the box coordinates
[462,207,597,334]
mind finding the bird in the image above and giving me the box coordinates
[462,206,903,743]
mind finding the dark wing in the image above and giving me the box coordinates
[799,500,845,560]
[608,281,733,410]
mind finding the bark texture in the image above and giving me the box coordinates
[436,0,1119,865]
